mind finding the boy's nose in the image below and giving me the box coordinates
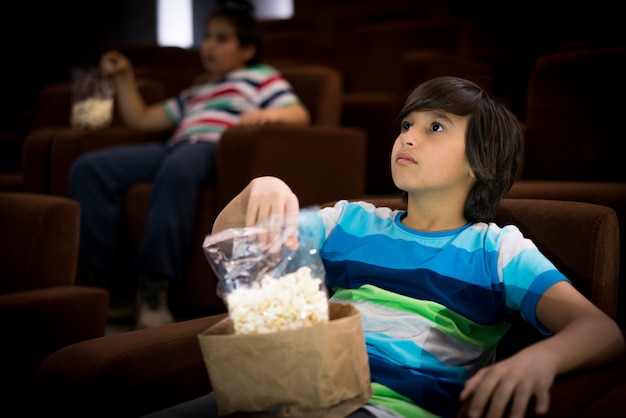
[400,133,415,147]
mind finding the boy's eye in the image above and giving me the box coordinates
[431,122,444,132]
[215,33,230,43]
[204,32,231,43]
[400,121,412,132]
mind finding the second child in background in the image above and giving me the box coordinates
[69,0,310,329]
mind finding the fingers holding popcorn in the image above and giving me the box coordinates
[245,177,300,250]
[99,50,132,77]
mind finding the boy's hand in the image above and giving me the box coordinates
[244,176,300,249]
[460,348,556,418]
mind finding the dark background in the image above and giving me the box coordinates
[2,0,624,140]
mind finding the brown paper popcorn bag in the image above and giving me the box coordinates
[197,302,372,417]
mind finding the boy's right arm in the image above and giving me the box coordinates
[212,176,300,246]
[100,50,173,131]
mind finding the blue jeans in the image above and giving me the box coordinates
[141,393,378,417]
[69,140,217,283]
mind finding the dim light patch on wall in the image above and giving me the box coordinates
[254,0,293,20]
[157,0,293,48]
[158,0,193,48]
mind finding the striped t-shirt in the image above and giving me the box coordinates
[161,64,301,146]
[307,200,569,418]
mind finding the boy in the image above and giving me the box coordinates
[151,76,625,417]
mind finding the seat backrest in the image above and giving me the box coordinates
[100,44,204,98]
[340,16,474,94]
[522,46,626,181]
[192,64,343,126]
[280,65,343,126]
[30,44,200,131]
[0,192,81,293]
[29,79,166,131]
[259,16,321,63]
[401,50,493,102]
[495,199,620,317]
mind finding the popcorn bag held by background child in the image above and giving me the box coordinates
[199,209,372,417]
[70,68,114,129]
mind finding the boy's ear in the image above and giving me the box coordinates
[467,162,476,179]
[242,45,256,62]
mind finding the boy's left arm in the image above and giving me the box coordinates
[460,281,625,418]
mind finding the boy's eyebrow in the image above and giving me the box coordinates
[427,110,456,126]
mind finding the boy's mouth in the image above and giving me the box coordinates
[396,152,416,164]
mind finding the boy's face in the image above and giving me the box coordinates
[391,110,475,197]
[200,17,256,76]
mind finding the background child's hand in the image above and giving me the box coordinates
[239,108,283,125]
[460,348,556,418]
[99,50,132,77]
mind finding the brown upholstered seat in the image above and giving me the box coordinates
[506,46,626,327]
[30,198,625,418]
[19,63,367,313]
[0,192,108,417]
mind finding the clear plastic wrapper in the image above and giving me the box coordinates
[70,68,114,129]
[203,208,328,334]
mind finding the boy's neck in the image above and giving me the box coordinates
[402,193,469,232]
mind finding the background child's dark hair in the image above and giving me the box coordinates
[398,76,523,222]
[209,0,263,65]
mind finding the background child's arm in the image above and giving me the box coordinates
[239,103,311,126]
[100,50,173,131]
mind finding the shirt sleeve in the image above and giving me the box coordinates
[255,67,303,109]
[498,225,571,334]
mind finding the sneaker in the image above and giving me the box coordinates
[135,276,175,329]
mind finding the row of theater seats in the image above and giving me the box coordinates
[0,191,109,417]
[505,46,626,327]
[22,196,626,417]
[259,14,488,194]
[2,42,626,320]
[0,52,369,417]
[13,59,368,314]
[2,41,626,418]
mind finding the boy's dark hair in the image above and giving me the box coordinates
[398,76,523,222]
[209,0,263,65]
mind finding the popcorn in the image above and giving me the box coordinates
[226,266,329,334]
[104,60,114,72]
[71,97,114,129]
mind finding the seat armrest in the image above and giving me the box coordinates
[32,314,626,418]
[22,126,169,196]
[506,180,626,327]
[47,127,170,196]
[21,128,58,193]
[0,192,80,290]
[457,342,626,417]
[1,285,109,418]
[31,314,227,418]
